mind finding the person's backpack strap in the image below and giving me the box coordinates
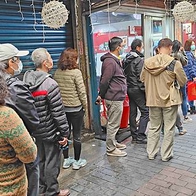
[165,60,176,72]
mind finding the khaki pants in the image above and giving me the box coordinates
[147,106,178,160]
[105,100,123,152]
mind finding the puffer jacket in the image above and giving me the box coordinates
[54,69,87,110]
[141,54,187,107]
[122,50,144,90]
[5,74,39,135]
[99,52,127,101]
[23,70,69,141]
[184,51,196,81]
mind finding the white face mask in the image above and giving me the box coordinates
[141,49,144,54]
[11,61,23,76]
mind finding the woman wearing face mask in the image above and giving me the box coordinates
[54,48,87,170]
[184,39,196,114]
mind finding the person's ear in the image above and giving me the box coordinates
[8,59,14,66]
[42,60,47,67]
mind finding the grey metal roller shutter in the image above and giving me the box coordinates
[0,0,73,72]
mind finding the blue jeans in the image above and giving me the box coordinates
[189,101,194,108]
[180,85,188,117]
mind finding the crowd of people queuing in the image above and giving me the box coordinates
[0,44,87,196]
[96,37,195,160]
[0,36,195,195]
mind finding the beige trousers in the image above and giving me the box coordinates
[147,105,178,160]
[105,100,123,152]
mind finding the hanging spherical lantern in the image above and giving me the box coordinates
[173,1,194,22]
[190,5,196,22]
[41,0,69,29]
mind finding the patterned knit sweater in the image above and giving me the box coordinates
[0,106,37,196]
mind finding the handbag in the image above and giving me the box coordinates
[170,79,181,104]
[187,81,196,101]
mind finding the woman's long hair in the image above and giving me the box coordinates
[57,48,78,70]
[172,40,182,53]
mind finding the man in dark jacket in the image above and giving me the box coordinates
[122,39,149,144]
[0,43,40,196]
[23,48,70,196]
[96,37,127,157]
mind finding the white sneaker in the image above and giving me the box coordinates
[63,157,74,169]
[107,148,127,157]
[72,159,87,170]
[183,116,192,123]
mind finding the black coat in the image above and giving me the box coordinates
[122,51,145,90]
[5,76,40,135]
[23,70,69,142]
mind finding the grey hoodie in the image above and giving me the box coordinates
[23,70,51,91]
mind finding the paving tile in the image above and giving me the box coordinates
[153,185,178,196]
[58,113,196,195]
[170,184,194,195]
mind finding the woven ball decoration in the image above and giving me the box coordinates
[190,5,196,22]
[173,1,194,22]
[41,0,69,29]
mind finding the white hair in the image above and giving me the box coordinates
[31,48,49,68]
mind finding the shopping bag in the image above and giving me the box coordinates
[100,99,107,127]
[187,81,196,101]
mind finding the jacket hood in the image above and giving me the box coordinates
[23,70,51,91]
[144,54,174,76]
[100,52,120,63]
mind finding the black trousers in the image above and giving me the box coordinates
[127,88,149,139]
[36,139,61,196]
[63,109,85,161]
[26,155,39,196]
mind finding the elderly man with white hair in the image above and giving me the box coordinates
[23,48,70,196]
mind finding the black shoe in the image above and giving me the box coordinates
[148,153,157,160]
[162,156,173,162]
[136,137,147,144]
[131,136,137,143]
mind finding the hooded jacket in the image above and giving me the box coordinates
[140,54,187,107]
[99,52,127,101]
[23,70,69,141]
[2,71,40,136]
[122,50,144,90]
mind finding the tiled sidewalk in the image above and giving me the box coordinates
[59,114,196,196]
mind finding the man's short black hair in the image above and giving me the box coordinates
[108,37,123,52]
[131,39,143,50]
[158,38,173,49]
